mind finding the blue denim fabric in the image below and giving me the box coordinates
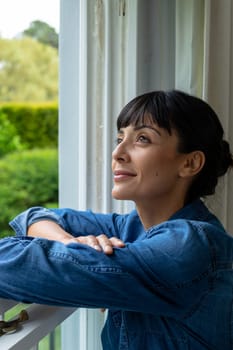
[0,199,231,349]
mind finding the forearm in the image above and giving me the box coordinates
[28,220,75,244]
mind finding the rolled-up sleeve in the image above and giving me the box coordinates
[9,207,63,236]
[9,207,127,238]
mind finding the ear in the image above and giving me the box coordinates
[179,151,205,178]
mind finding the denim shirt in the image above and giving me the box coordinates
[0,199,232,349]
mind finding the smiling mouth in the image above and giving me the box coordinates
[113,170,136,181]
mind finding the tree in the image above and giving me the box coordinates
[0,37,58,101]
[23,20,58,49]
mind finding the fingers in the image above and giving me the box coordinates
[97,235,125,254]
[109,237,125,247]
[76,235,102,251]
[76,234,125,255]
[96,234,114,254]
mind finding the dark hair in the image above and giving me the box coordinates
[117,90,233,202]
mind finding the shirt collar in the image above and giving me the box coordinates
[169,198,212,222]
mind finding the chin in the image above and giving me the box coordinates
[112,189,131,200]
[112,192,124,200]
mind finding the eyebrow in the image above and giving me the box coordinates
[118,124,162,136]
[134,124,161,135]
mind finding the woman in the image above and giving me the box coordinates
[1,90,233,349]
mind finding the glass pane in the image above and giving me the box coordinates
[0,2,60,350]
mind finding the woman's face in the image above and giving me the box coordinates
[112,121,188,207]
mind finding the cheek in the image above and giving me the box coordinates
[148,156,177,179]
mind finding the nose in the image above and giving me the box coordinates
[112,140,130,162]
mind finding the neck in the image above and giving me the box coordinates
[135,197,185,230]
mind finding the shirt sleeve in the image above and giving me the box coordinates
[9,206,128,239]
[0,219,213,318]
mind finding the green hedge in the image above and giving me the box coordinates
[0,102,58,149]
[0,111,22,156]
[0,148,58,237]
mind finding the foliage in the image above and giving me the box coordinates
[0,37,58,102]
[0,149,58,237]
[0,111,23,156]
[0,102,58,149]
[23,20,58,49]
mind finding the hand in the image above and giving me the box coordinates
[63,234,125,255]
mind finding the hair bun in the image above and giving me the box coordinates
[218,140,233,176]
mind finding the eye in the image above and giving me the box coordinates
[115,137,123,145]
[137,135,150,143]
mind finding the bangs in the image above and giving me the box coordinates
[117,91,172,133]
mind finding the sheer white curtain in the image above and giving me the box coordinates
[175,0,205,95]
[59,1,233,349]
[171,0,233,230]
[203,0,233,229]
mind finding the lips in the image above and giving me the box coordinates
[113,170,136,181]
